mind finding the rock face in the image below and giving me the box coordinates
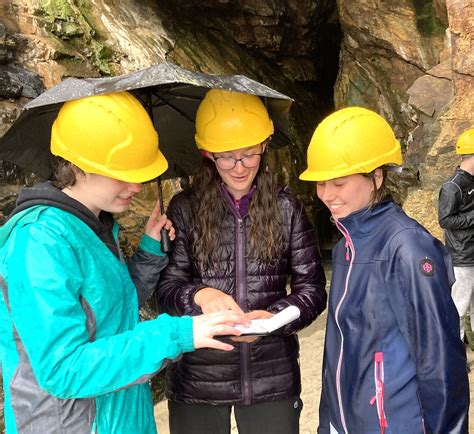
[335,0,473,239]
[0,0,473,429]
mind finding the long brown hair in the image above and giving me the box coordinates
[190,156,283,268]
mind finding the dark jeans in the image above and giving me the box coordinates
[168,396,303,434]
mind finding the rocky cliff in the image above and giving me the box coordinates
[0,0,473,428]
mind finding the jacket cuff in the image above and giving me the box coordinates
[176,315,195,353]
[139,234,166,256]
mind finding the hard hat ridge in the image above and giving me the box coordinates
[195,89,274,153]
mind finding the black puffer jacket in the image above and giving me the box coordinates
[157,187,327,405]
[438,167,474,266]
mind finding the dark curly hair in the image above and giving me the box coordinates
[189,156,283,268]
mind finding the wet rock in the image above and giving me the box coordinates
[0,65,44,99]
[407,72,453,117]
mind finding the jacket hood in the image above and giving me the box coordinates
[9,181,119,257]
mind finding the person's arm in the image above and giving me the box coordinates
[387,229,469,433]
[127,200,175,307]
[4,223,194,399]
[266,197,327,334]
[156,195,207,316]
[5,221,244,399]
[438,182,473,229]
[128,235,168,307]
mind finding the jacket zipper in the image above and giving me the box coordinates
[333,220,355,434]
[370,352,388,433]
[236,216,251,405]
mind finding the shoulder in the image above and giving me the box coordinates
[276,186,304,212]
[1,208,76,260]
[440,171,464,195]
[386,212,448,272]
[167,189,196,224]
[168,189,194,211]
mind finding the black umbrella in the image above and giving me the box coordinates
[0,61,293,250]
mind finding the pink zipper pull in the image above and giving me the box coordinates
[345,241,350,261]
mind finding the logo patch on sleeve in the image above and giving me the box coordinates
[419,258,435,276]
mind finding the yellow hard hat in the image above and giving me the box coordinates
[195,89,274,152]
[456,128,474,155]
[299,106,402,181]
[51,91,168,183]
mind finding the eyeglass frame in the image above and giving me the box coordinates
[211,142,268,170]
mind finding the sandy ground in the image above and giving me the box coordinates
[154,309,474,433]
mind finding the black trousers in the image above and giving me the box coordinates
[168,396,303,434]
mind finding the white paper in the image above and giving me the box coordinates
[235,305,301,335]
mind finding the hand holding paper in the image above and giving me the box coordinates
[234,305,301,336]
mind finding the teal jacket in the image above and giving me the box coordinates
[0,205,194,433]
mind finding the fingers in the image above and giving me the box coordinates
[244,310,273,320]
[230,336,260,343]
[204,339,235,351]
[193,312,246,351]
[195,288,244,315]
[149,200,162,221]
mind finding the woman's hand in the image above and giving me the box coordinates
[193,311,246,351]
[144,200,176,242]
[244,310,274,320]
[194,287,244,315]
[231,310,274,343]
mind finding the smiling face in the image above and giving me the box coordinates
[316,173,382,219]
[63,172,142,216]
[211,143,265,199]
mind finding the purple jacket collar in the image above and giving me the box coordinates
[220,184,257,218]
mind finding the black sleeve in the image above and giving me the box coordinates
[438,182,473,229]
[267,197,327,334]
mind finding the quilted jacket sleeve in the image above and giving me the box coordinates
[156,194,206,316]
[267,195,327,334]
[386,228,469,433]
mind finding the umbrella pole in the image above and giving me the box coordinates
[157,176,172,253]
[145,93,172,254]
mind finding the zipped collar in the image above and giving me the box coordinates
[219,184,256,218]
[336,200,396,238]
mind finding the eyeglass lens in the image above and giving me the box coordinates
[215,154,262,169]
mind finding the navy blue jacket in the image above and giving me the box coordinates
[319,201,468,434]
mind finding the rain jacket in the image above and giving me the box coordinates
[0,182,194,434]
[319,200,469,434]
[438,167,474,266]
[157,186,327,405]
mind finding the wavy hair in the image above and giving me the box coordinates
[190,156,283,268]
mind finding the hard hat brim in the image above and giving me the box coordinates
[78,149,169,183]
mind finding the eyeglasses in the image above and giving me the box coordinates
[213,153,263,170]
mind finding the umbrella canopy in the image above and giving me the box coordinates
[0,61,293,181]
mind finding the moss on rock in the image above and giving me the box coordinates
[35,0,114,75]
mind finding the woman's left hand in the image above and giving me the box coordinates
[244,310,274,321]
[144,200,176,242]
